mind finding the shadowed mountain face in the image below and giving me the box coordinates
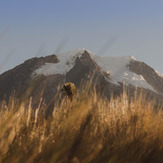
[65,52,107,87]
[0,55,58,100]
[0,49,162,110]
[128,60,163,96]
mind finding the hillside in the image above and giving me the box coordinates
[0,49,163,162]
[0,49,163,112]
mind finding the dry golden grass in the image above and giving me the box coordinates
[0,88,163,163]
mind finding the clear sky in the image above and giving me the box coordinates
[0,0,163,73]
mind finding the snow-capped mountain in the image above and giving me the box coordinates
[34,49,155,92]
[0,49,162,109]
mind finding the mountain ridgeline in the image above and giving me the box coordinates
[0,49,163,111]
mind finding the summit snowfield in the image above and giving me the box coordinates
[34,49,84,75]
[34,49,156,92]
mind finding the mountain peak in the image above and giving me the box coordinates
[32,49,158,93]
[33,49,137,76]
[33,48,86,76]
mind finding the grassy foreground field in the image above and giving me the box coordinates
[0,88,163,163]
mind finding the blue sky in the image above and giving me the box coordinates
[0,0,163,73]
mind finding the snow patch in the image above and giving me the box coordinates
[34,48,85,75]
[89,54,155,92]
[155,70,163,78]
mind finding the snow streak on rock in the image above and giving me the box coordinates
[35,49,85,75]
[155,70,163,78]
[90,53,155,92]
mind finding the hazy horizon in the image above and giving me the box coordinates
[1,0,163,74]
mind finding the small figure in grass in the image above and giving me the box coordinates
[63,82,76,101]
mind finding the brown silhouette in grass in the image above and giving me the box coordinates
[63,82,76,101]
